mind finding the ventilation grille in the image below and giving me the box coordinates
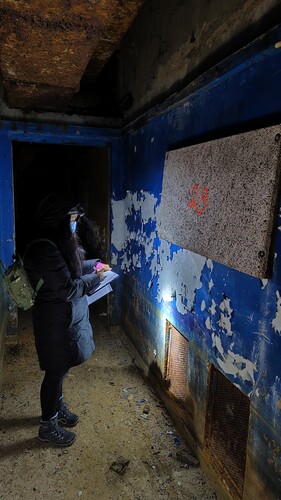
[165,322,189,402]
[206,366,250,499]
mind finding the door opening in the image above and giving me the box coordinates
[12,141,110,262]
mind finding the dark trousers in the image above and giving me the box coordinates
[40,368,69,421]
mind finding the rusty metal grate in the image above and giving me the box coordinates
[165,322,189,402]
[205,366,250,499]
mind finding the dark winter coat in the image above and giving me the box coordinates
[24,240,100,371]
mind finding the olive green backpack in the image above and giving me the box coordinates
[2,239,56,310]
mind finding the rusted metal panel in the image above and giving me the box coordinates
[159,125,281,278]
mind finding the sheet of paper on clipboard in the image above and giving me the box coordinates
[86,270,119,305]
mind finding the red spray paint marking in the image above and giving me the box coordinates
[188,184,209,216]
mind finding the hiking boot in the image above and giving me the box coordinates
[57,396,79,428]
[38,413,76,447]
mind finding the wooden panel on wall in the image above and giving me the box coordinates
[158,125,281,278]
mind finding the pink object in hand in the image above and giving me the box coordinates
[95,262,104,270]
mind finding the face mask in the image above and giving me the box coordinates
[69,210,78,234]
[70,220,77,233]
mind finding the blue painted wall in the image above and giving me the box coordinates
[111,25,281,497]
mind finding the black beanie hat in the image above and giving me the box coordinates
[34,193,78,228]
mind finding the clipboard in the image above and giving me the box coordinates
[86,270,119,305]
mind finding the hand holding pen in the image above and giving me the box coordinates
[94,262,112,281]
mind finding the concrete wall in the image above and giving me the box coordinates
[111,21,281,500]
[117,0,281,120]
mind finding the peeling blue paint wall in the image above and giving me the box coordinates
[111,26,281,497]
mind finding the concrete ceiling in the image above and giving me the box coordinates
[0,0,145,117]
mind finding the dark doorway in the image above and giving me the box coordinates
[12,141,110,262]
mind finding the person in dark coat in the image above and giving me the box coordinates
[24,193,110,447]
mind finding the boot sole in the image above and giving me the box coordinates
[38,435,76,447]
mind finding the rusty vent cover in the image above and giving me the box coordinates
[206,366,250,499]
[165,322,189,402]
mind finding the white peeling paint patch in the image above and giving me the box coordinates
[111,198,130,252]
[261,279,268,289]
[272,290,281,335]
[206,259,214,271]
[271,376,281,399]
[155,243,206,314]
[212,333,256,389]
[205,317,212,330]
[219,296,233,336]
[209,299,216,316]
[201,300,206,312]
[111,191,158,272]
[132,252,142,268]
[208,279,214,292]
[247,312,254,324]
[111,253,118,266]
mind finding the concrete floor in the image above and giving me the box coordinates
[0,308,217,500]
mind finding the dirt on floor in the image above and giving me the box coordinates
[0,308,218,500]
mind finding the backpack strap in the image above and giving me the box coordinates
[35,277,44,292]
[0,259,6,274]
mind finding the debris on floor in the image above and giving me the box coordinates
[0,309,217,499]
[176,450,200,467]
[110,456,130,475]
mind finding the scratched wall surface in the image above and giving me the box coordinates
[159,127,281,278]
